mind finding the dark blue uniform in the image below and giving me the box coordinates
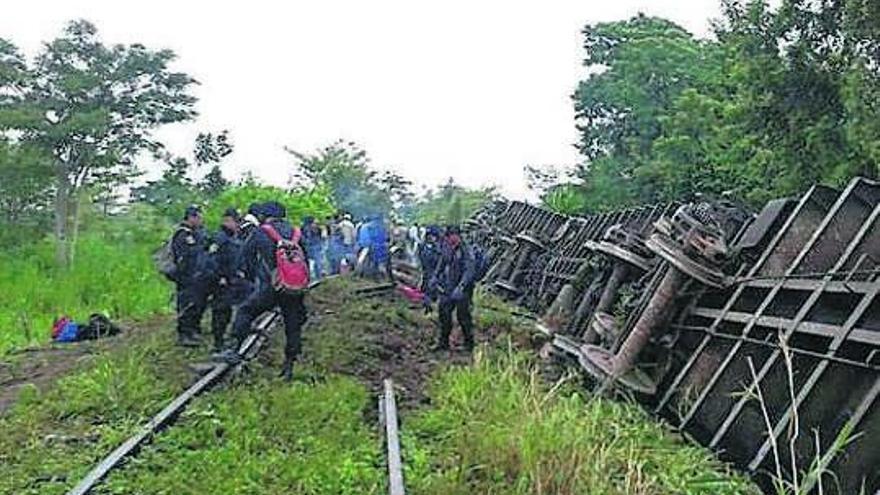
[171,224,212,343]
[231,218,308,376]
[208,226,251,350]
[432,240,477,350]
[302,218,324,280]
[418,238,442,302]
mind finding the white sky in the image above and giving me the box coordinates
[2,1,721,199]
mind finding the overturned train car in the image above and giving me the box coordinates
[466,178,880,494]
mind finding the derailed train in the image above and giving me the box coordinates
[466,177,880,494]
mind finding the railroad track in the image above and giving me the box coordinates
[67,278,409,495]
[66,311,280,495]
[379,378,406,495]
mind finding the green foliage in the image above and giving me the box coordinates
[131,164,204,222]
[570,3,880,211]
[133,131,236,221]
[0,326,193,494]
[0,19,198,264]
[203,184,335,226]
[408,178,497,225]
[0,140,54,246]
[404,346,758,495]
[0,140,53,223]
[288,140,410,219]
[541,184,589,215]
[0,205,172,355]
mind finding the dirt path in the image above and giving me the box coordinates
[0,316,168,415]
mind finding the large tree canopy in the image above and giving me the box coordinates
[0,20,197,263]
[564,1,880,213]
[286,140,413,219]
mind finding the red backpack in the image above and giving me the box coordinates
[260,224,310,294]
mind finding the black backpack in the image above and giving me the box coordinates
[78,314,122,340]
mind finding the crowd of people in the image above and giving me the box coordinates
[165,203,483,381]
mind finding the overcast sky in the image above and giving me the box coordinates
[3,1,722,199]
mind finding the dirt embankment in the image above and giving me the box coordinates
[296,278,480,410]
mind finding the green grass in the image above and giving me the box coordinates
[0,322,192,494]
[1,277,760,494]
[0,312,387,495]
[0,206,173,356]
[403,344,759,495]
[98,375,383,495]
[88,278,392,494]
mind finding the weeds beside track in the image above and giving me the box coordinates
[0,278,758,494]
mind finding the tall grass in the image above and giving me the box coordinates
[404,344,759,495]
[0,205,173,355]
[0,325,193,494]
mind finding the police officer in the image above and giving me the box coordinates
[172,205,212,347]
[217,201,308,381]
[208,208,250,352]
[418,225,443,312]
[431,225,477,351]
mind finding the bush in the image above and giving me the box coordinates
[204,184,335,226]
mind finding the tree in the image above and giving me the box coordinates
[132,131,235,219]
[0,140,53,226]
[286,140,411,218]
[0,20,197,264]
[567,3,880,211]
[572,14,718,209]
[377,169,415,213]
[409,178,497,225]
[195,130,234,197]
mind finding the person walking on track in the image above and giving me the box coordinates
[216,201,309,381]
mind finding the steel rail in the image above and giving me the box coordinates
[381,378,406,495]
[66,311,279,495]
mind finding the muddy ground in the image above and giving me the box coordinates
[261,276,527,411]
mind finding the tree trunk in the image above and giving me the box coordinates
[54,166,71,267]
[69,192,81,265]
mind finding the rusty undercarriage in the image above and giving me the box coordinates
[466,177,880,494]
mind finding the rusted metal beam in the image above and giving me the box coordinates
[680,180,878,432]
[468,179,880,493]
[744,203,880,469]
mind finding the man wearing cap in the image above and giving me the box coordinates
[218,201,309,381]
[171,205,212,347]
[207,208,250,352]
[430,225,478,351]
